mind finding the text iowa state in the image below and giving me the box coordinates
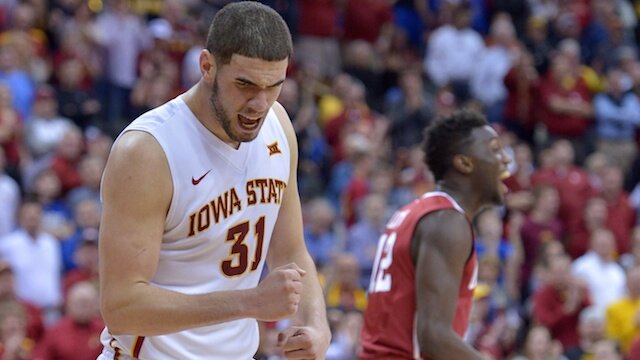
[188,178,286,237]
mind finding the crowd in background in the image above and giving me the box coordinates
[1,0,640,359]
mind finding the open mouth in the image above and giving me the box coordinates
[499,170,511,195]
[238,114,261,131]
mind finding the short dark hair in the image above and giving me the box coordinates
[422,109,488,181]
[205,2,293,65]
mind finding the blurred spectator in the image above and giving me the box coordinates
[0,147,19,237]
[591,339,623,360]
[0,40,35,120]
[522,16,553,75]
[0,198,62,324]
[566,197,608,259]
[324,253,366,313]
[571,228,626,313]
[324,79,386,165]
[606,266,640,354]
[303,197,339,269]
[556,39,604,95]
[4,2,50,83]
[593,67,640,173]
[0,84,21,172]
[24,85,74,159]
[0,260,43,343]
[295,0,341,80]
[384,67,434,152]
[424,1,484,104]
[63,228,99,300]
[31,281,103,360]
[130,18,180,117]
[55,58,101,129]
[279,78,328,199]
[393,145,433,203]
[585,151,610,192]
[48,126,83,194]
[378,26,422,92]
[30,169,74,241]
[532,254,591,349]
[342,41,386,112]
[65,154,104,211]
[474,207,519,303]
[325,133,370,208]
[531,139,595,231]
[511,325,568,360]
[180,13,206,90]
[89,0,151,126]
[340,150,374,227]
[325,310,363,360]
[564,306,606,360]
[470,13,519,124]
[600,164,636,254]
[503,141,535,212]
[519,184,563,297]
[342,0,394,45]
[0,300,33,360]
[503,47,540,144]
[60,198,101,272]
[467,282,519,360]
[621,226,640,271]
[346,194,386,288]
[538,54,593,163]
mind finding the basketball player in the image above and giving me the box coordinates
[97,3,330,359]
[359,110,511,359]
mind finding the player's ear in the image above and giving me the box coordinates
[200,49,217,83]
[453,154,473,174]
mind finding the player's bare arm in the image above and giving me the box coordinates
[266,101,331,358]
[412,209,486,360]
[99,131,300,336]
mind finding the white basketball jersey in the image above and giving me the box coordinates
[100,96,291,359]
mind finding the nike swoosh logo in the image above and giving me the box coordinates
[192,169,212,185]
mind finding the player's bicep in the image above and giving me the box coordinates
[413,211,472,340]
[99,131,172,298]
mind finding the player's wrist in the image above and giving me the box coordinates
[238,288,260,319]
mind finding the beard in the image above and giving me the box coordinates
[209,78,249,143]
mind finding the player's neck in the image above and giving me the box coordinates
[435,182,478,219]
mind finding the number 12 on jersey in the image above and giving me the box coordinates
[369,232,397,293]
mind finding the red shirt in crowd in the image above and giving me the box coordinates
[605,192,636,255]
[538,74,592,137]
[31,317,104,360]
[342,0,393,43]
[532,283,590,349]
[531,166,595,231]
[519,216,564,286]
[297,0,340,37]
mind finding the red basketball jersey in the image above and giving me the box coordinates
[359,191,478,360]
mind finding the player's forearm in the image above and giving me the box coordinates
[102,282,259,336]
[291,252,331,339]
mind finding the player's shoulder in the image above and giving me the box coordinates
[410,191,464,214]
[269,100,297,150]
[270,101,293,133]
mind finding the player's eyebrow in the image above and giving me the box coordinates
[236,77,285,89]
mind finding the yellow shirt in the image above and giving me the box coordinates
[606,297,640,352]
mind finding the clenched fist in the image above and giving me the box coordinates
[252,263,306,321]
